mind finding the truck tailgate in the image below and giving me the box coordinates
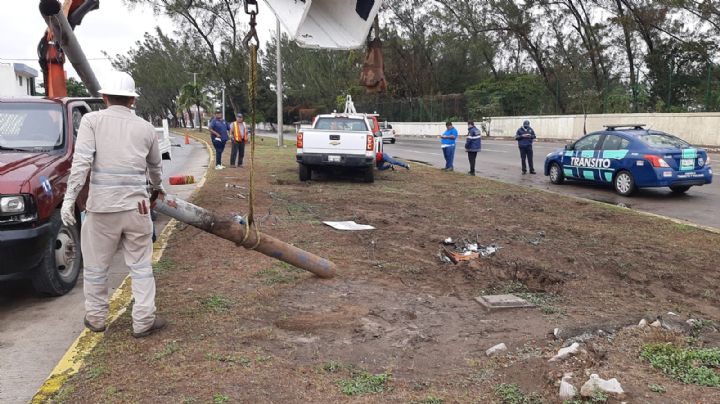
[302,130,367,154]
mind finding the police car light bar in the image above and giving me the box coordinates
[604,124,646,131]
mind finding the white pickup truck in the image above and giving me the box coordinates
[296,112,382,183]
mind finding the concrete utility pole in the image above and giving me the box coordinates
[276,18,284,147]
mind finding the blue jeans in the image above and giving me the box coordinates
[442,145,455,169]
[378,153,409,171]
[214,140,226,165]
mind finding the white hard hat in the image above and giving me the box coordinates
[98,71,139,97]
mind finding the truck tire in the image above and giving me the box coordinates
[363,167,375,183]
[299,163,312,181]
[31,210,82,296]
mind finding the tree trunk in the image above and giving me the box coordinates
[615,0,638,112]
[197,104,203,131]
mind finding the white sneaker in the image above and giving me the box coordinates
[215,164,224,170]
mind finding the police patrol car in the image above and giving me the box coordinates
[544,124,713,196]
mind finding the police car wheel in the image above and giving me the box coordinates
[549,163,564,184]
[670,185,691,194]
[614,171,636,196]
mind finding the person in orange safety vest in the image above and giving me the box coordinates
[229,113,250,167]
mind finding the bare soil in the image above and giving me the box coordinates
[56,138,720,403]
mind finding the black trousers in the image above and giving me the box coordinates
[467,151,478,173]
[519,146,534,172]
[230,141,245,166]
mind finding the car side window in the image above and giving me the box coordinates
[71,106,88,137]
[574,134,602,151]
[601,134,630,150]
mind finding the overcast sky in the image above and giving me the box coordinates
[0,1,277,86]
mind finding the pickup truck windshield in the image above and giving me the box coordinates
[638,133,690,149]
[315,117,369,131]
[0,103,64,151]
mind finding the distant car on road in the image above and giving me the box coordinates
[379,121,395,144]
[544,124,713,196]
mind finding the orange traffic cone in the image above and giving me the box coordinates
[184,132,190,145]
[169,175,195,185]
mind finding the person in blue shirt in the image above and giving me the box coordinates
[209,110,230,170]
[515,120,537,174]
[439,121,458,171]
[376,151,410,171]
[464,121,482,176]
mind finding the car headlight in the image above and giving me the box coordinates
[0,195,25,213]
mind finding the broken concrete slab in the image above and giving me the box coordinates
[475,294,535,310]
[486,343,507,357]
[549,342,580,362]
[559,373,577,400]
[580,374,624,397]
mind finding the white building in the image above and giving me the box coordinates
[0,63,38,97]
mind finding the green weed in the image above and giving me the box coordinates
[493,383,543,404]
[322,361,345,373]
[256,262,303,285]
[52,385,76,403]
[212,393,230,404]
[338,371,391,396]
[153,341,179,360]
[85,365,106,380]
[415,395,444,404]
[641,343,720,386]
[648,384,666,393]
[152,258,189,274]
[205,352,252,367]
[201,294,234,313]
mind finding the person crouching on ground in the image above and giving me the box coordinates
[376,151,410,171]
[465,121,482,176]
[209,110,230,170]
[515,120,537,174]
[439,121,458,171]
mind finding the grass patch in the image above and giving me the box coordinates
[256,262,304,285]
[414,395,444,404]
[85,365,106,380]
[52,385,76,403]
[500,281,563,315]
[322,361,345,373]
[152,258,189,275]
[338,371,391,396]
[201,294,234,313]
[640,343,720,386]
[648,383,666,393]
[153,341,180,360]
[212,393,230,403]
[205,352,252,367]
[493,383,543,404]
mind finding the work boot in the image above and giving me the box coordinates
[530,170,537,174]
[84,316,106,333]
[132,316,167,338]
[468,171,475,176]
[405,164,410,170]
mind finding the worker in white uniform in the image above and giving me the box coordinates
[61,71,166,338]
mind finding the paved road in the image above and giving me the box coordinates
[384,137,720,229]
[0,135,209,404]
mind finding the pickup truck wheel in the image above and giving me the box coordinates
[31,210,81,296]
[363,167,375,183]
[299,164,311,181]
[390,139,396,144]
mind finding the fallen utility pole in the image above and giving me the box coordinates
[153,193,336,279]
[39,0,101,96]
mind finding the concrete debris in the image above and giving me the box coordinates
[225,183,246,189]
[667,311,679,316]
[687,319,699,326]
[559,373,577,400]
[443,237,454,245]
[580,374,624,397]
[485,343,507,357]
[475,294,535,310]
[651,319,662,328]
[550,342,580,362]
[479,244,501,257]
[638,319,648,328]
[554,328,561,338]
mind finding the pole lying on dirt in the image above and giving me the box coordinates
[39,0,101,96]
[153,193,336,279]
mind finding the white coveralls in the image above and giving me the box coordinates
[65,105,163,334]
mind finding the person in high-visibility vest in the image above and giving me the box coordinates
[229,113,250,167]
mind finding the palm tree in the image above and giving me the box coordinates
[178,82,211,131]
